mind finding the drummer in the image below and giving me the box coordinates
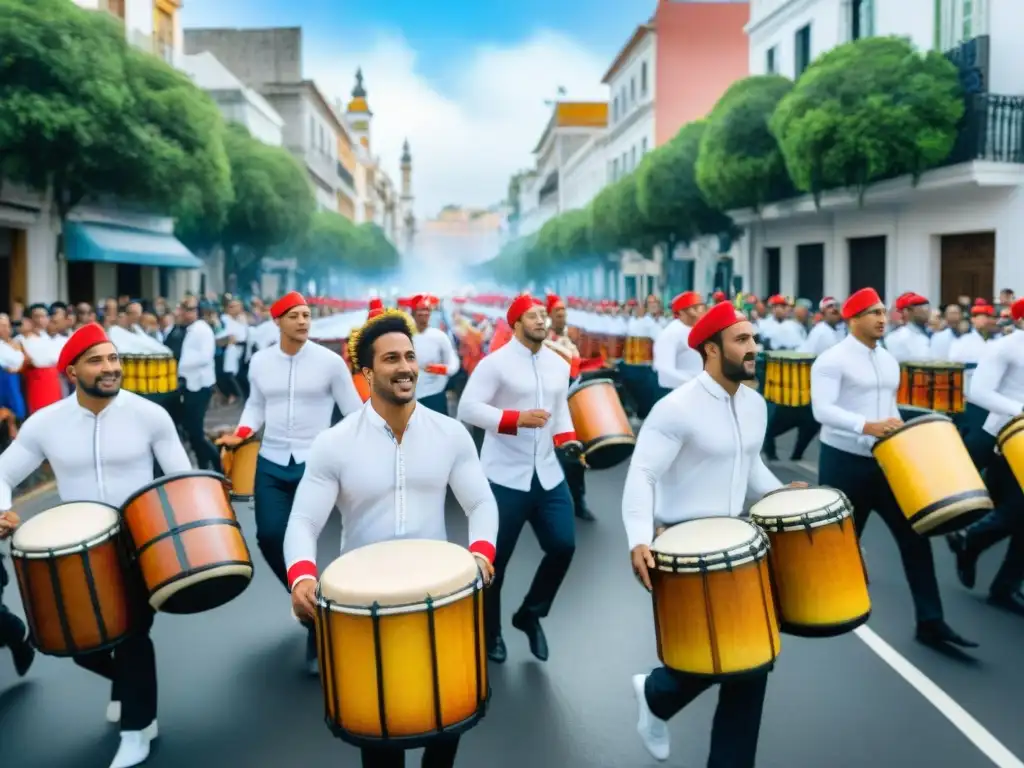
[457,294,583,664]
[216,291,363,674]
[809,288,975,650]
[946,297,1024,616]
[622,301,790,767]
[282,309,497,768]
[0,323,193,768]
[651,291,705,398]
[407,294,460,415]
[884,292,932,361]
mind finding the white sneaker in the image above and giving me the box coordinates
[106,701,121,724]
[143,721,159,740]
[108,730,152,768]
[632,674,670,761]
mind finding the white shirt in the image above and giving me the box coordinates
[178,320,216,391]
[949,331,991,394]
[0,340,25,371]
[218,314,248,375]
[17,334,60,368]
[0,391,191,511]
[967,329,1024,438]
[652,318,702,389]
[763,318,807,350]
[239,341,363,465]
[413,326,461,399]
[811,334,901,457]
[885,324,932,362]
[621,372,782,552]
[282,402,499,588]
[457,337,574,492]
[930,327,956,360]
[799,322,843,355]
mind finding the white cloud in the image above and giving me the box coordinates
[306,30,609,220]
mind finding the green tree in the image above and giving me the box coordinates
[296,213,399,284]
[771,36,963,204]
[351,222,400,274]
[696,75,796,212]
[555,208,593,262]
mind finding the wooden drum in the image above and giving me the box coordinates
[121,354,178,395]
[624,336,654,365]
[10,503,141,656]
[872,413,992,536]
[763,351,815,407]
[897,361,966,414]
[997,415,1024,490]
[566,378,635,470]
[120,471,253,614]
[650,517,780,678]
[750,486,871,637]
[221,436,261,501]
[315,539,488,748]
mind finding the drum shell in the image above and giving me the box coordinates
[607,335,625,360]
[997,417,1024,490]
[121,355,178,395]
[120,471,253,614]
[12,525,139,657]
[567,378,635,470]
[624,337,654,365]
[872,415,992,536]
[222,438,261,500]
[316,587,488,747]
[897,364,965,414]
[763,355,813,407]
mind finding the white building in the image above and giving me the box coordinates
[738,0,1024,305]
[73,0,182,65]
[603,23,657,186]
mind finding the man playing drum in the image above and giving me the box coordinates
[217,291,363,674]
[0,530,34,677]
[283,309,498,768]
[457,294,583,665]
[0,323,193,768]
[623,301,790,767]
[810,288,975,650]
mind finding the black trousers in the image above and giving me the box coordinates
[558,452,587,515]
[360,735,461,768]
[418,391,449,416]
[818,443,943,623]
[0,556,27,649]
[253,456,306,590]
[73,609,157,731]
[182,386,221,472]
[645,667,768,768]
[762,404,819,461]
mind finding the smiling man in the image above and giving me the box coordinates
[0,322,192,768]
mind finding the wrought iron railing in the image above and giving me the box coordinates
[943,93,1024,165]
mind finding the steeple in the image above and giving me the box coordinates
[401,139,412,166]
[346,67,371,117]
[352,67,366,99]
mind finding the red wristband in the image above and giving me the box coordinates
[235,426,254,439]
[286,560,318,590]
[553,431,577,448]
[569,357,581,378]
[469,540,496,564]
[498,410,519,435]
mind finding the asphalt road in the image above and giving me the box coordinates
[1,432,1022,768]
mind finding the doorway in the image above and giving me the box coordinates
[67,261,96,305]
[117,263,143,299]
[764,247,780,296]
[848,236,887,301]
[797,243,824,306]
[940,232,995,304]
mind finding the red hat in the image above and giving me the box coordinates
[712,290,727,303]
[58,323,109,374]
[410,295,431,311]
[670,291,702,314]
[545,294,564,314]
[506,294,542,326]
[767,294,788,307]
[1011,298,1024,321]
[895,292,928,312]
[842,288,883,320]
[368,297,384,319]
[271,291,306,319]
[971,301,995,316]
[688,301,745,351]
[819,296,839,311]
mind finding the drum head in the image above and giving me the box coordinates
[766,351,815,361]
[750,487,848,529]
[320,539,479,608]
[12,502,118,553]
[652,517,758,556]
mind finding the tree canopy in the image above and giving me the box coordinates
[294,212,400,283]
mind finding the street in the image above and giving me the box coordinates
[1,433,1022,768]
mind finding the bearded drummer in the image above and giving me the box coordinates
[810,288,975,650]
[623,301,793,767]
[457,294,583,664]
[0,323,192,768]
[216,291,363,675]
[651,291,706,399]
[282,310,497,768]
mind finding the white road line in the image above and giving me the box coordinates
[854,626,1024,768]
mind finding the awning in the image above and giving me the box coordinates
[64,222,203,270]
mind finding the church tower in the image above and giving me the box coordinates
[399,139,416,252]
[346,68,372,151]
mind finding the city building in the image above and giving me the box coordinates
[736,0,1024,305]
[74,0,183,65]
[411,205,508,278]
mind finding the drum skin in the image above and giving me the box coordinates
[872,414,992,536]
[651,519,780,678]
[897,362,965,413]
[11,504,139,657]
[120,471,253,614]
[567,378,635,470]
[997,416,1024,490]
[763,353,814,407]
[221,437,260,500]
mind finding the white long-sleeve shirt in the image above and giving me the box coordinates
[652,318,702,389]
[178,320,216,391]
[238,341,362,465]
[885,324,932,362]
[282,402,499,589]
[799,322,843,355]
[413,326,461,399]
[17,334,60,368]
[949,331,992,395]
[811,334,901,457]
[621,372,782,552]
[457,337,575,492]
[967,329,1024,437]
[930,327,956,360]
[0,340,25,371]
[218,313,248,375]
[762,318,807,350]
[0,391,191,510]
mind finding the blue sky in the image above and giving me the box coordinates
[181,1,656,217]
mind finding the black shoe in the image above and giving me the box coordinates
[575,505,596,522]
[987,590,1024,617]
[945,532,978,589]
[763,452,779,462]
[487,636,507,664]
[915,620,978,649]
[11,638,34,677]
[511,610,549,662]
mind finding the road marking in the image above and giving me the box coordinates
[854,626,1024,767]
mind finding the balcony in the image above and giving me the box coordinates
[337,161,354,189]
[943,93,1024,166]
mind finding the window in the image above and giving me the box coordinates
[794,24,811,77]
[631,147,636,169]
[962,0,973,39]
[765,46,776,74]
[851,0,874,40]
[641,137,648,155]
[613,96,619,122]
[611,158,619,181]
[640,61,648,96]
[630,78,636,104]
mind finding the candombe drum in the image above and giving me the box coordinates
[996,415,1024,487]
[110,326,178,396]
[872,413,992,536]
[315,539,488,747]
[566,378,636,469]
[10,502,141,656]
[120,471,253,613]
[763,351,815,407]
[749,486,871,637]
[221,435,261,501]
[649,518,780,677]
[624,334,654,367]
[897,361,966,414]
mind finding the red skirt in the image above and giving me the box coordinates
[24,366,62,414]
